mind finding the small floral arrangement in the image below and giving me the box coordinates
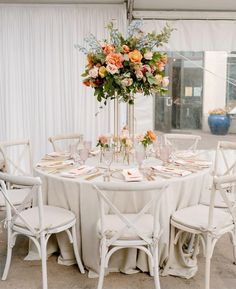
[96,135,109,148]
[138,130,157,149]
[208,108,229,115]
[76,20,173,105]
[120,136,133,150]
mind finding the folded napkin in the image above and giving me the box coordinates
[122,168,143,182]
[90,149,100,156]
[152,165,192,177]
[36,160,74,169]
[60,165,95,178]
[174,159,211,168]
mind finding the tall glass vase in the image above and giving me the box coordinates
[127,98,135,144]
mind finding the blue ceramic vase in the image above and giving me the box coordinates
[208,114,230,135]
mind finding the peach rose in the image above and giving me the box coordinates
[99,66,106,78]
[129,49,142,64]
[99,135,108,145]
[147,130,156,141]
[122,45,130,54]
[106,63,119,74]
[157,61,165,71]
[106,53,123,68]
[102,44,115,56]
[88,66,99,78]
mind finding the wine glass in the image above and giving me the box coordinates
[84,141,92,151]
[79,148,89,165]
[103,148,114,181]
[159,145,172,164]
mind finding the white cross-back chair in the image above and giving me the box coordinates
[93,181,168,289]
[0,139,33,176]
[0,173,85,289]
[166,173,236,289]
[164,134,201,152]
[48,133,83,152]
[201,141,236,208]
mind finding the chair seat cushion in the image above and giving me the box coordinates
[0,188,31,207]
[14,205,76,231]
[97,213,156,240]
[172,204,233,231]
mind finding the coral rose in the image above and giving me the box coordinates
[102,44,115,55]
[129,49,142,64]
[99,66,106,78]
[122,45,130,54]
[106,53,123,68]
[83,79,91,87]
[147,130,156,141]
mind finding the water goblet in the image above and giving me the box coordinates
[79,148,89,165]
[103,148,114,181]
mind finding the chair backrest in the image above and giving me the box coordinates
[214,141,236,177]
[0,172,44,235]
[0,139,33,176]
[164,134,201,152]
[208,174,236,231]
[93,182,168,246]
[48,133,83,152]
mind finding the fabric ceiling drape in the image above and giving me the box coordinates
[143,19,236,51]
[0,4,126,162]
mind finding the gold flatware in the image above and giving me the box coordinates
[84,172,103,181]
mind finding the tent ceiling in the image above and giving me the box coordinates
[1,0,236,11]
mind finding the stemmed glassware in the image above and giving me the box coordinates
[103,147,114,181]
[79,148,89,165]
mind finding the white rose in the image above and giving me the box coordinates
[89,66,99,78]
[121,78,133,87]
[144,51,153,60]
[162,76,169,87]
[106,64,119,74]
[135,70,143,79]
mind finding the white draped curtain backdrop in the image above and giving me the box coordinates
[0,4,126,162]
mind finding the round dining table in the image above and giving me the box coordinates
[29,152,215,279]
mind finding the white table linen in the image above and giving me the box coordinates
[30,152,214,279]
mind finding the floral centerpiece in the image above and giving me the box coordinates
[76,20,172,105]
[96,135,109,162]
[138,130,157,149]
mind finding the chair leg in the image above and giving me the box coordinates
[40,233,48,289]
[205,234,213,289]
[97,240,107,289]
[153,243,161,289]
[2,227,13,280]
[71,225,85,274]
[148,245,154,277]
